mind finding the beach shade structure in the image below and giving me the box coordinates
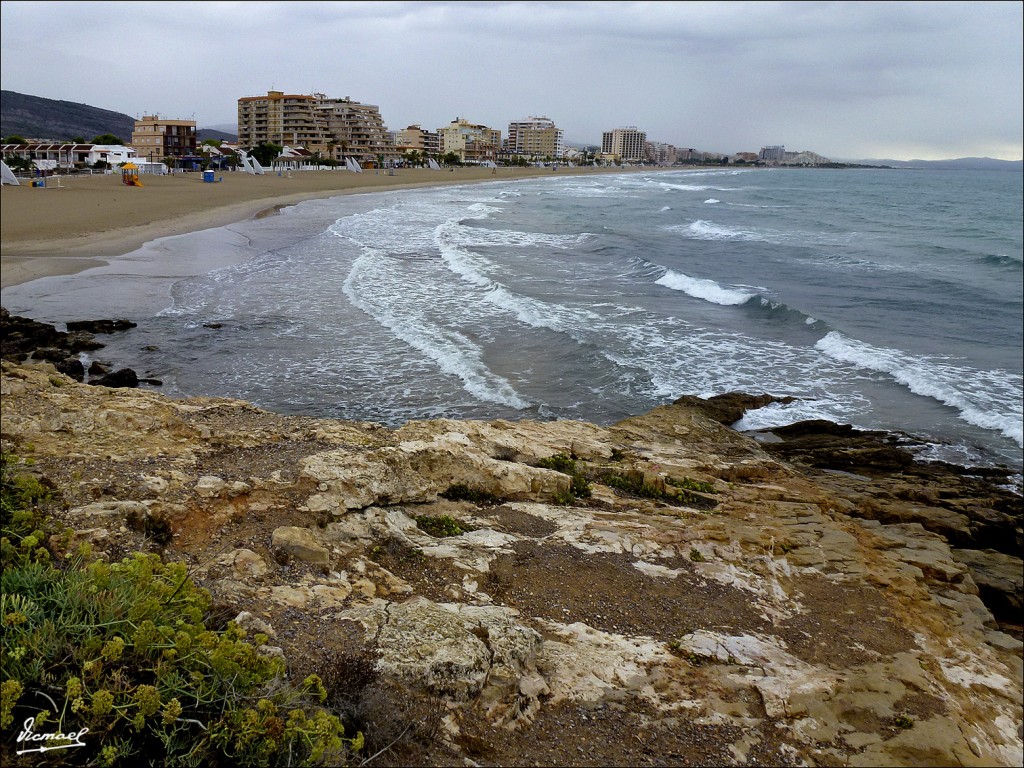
[1,159,20,185]
[428,158,442,171]
[237,149,265,176]
[121,163,143,187]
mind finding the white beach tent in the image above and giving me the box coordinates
[1,160,20,185]
[428,158,442,170]
[345,157,363,173]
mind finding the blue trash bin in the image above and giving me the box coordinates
[202,170,215,183]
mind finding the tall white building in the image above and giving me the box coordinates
[601,127,647,162]
[759,145,785,163]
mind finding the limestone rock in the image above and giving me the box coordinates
[271,526,330,566]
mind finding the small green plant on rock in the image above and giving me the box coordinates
[413,514,476,538]
[666,476,716,494]
[535,454,591,501]
[440,484,503,506]
[893,714,914,729]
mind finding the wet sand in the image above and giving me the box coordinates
[1,166,639,289]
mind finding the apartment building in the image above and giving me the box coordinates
[130,115,197,163]
[316,97,397,165]
[237,92,327,150]
[437,118,501,163]
[646,141,677,166]
[394,125,442,157]
[237,90,396,165]
[600,127,647,163]
[506,116,564,159]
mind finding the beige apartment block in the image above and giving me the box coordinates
[237,90,397,165]
[601,127,647,163]
[506,116,564,159]
[130,115,197,163]
[437,117,501,163]
[237,91,329,153]
[395,125,442,157]
[316,97,397,165]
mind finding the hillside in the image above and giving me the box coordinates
[850,156,1023,171]
[1,89,135,142]
[0,90,237,144]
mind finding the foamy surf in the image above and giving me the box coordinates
[671,220,768,242]
[815,332,1024,447]
[655,270,758,306]
[342,253,530,410]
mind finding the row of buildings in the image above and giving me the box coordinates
[236,91,568,166]
[2,88,829,171]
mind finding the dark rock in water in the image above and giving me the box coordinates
[65,331,104,351]
[89,361,111,375]
[673,392,797,425]
[54,358,85,382]
[139,378,163,386]
[65,318,137,334]
[32,346,71,363]
[1,307,71,361]
[761,420,916,473]
[203,323,223,329]
[90,368,139,388]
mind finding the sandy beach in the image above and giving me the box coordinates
[1,165,644,289]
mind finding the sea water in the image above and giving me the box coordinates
[3,168,1022,474]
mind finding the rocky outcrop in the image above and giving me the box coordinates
[2,357,1022,767]
[1,306,148,387]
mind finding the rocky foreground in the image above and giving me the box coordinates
[1,311,1022,766]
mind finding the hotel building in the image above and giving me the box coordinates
[601,127,647,163]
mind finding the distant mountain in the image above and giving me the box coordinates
[1,90,135,142]
[847,156,1023,172]
[1,90,235,145]
[198,128,238,144]
[202,123,239,135]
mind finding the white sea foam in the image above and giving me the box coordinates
[815,332,1024,447]
[660,206,672,212]
[670,220,768,242]
[704,199,720,204]
[657,182,740,193]
[734,400,850,432]
[341,252,529,409]
[655,270,758,306]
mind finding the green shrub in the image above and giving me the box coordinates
[1,454,362,766]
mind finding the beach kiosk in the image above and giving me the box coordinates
[121,162,143,187]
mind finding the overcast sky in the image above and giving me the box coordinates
[1,1,1021,160]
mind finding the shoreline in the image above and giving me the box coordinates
[1,165,667,289]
